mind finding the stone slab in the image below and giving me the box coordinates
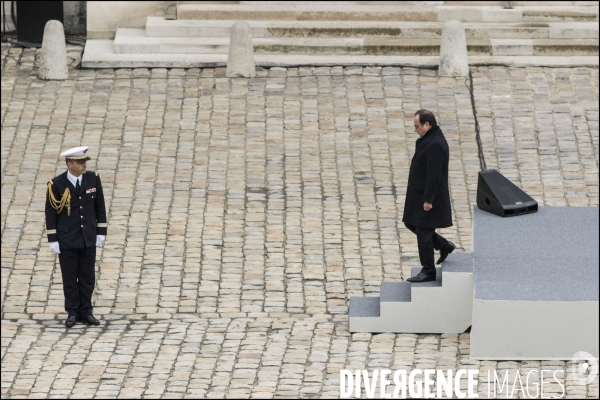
[548,22,600,38]
[175,3,598,22]
[82,40,600,68]
[177,3,438,22]
[492,38,534,55]
[145,17,598,40]
[482,8,524,21]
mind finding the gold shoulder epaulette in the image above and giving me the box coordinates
[47,181,71,216]
[95,171,98,176]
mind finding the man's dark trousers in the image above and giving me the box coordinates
[404,222,449,276]
[58,246,96,317]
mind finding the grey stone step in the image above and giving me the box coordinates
[348,296,380,317]
[410,267,443,287]
[177,3,439,22]
[146,17,599,39]
[520,6,598,21]
[441,252,474,273]
[113,29,599,56]
[82,40,600,68]
[380,282,411,302]
[177,3,598,22]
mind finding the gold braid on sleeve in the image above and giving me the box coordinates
[47,180,71,216]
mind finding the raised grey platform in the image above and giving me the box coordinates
[470,206,599,360]
[349,253,474,334]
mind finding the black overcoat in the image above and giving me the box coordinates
[45,170,107,249]
[402,125,453,229]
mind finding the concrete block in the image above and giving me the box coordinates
[226,21,256,78]
[467,55,598,67]
[113,28,230,54]
[482,8,523,21]
[548,22,599,38]
[438,7,482,22]
[38,20,69,80]
[491,39,533,55]
[438,20,469,77]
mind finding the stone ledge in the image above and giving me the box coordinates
[82,41,600,68]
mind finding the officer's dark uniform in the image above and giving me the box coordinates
[45,170,107,317]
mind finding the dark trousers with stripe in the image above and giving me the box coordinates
[58,246,96,317]
[404,222,449,276]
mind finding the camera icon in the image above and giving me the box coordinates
[570,351,598,385]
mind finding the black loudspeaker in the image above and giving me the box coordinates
[17,1,64,44]
[477,169,538,217]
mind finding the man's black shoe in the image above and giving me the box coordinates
[407,272,436,283]
[436,241,456,265]
[65,314,78,328]
[79,315,100,325]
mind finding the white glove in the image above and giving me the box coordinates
[96,235,105,247]
[48,242,60,254]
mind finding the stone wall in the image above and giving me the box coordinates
[64,1,86,36]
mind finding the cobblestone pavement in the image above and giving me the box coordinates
[2,46,598,398]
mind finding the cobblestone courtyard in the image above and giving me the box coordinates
[2,46,599,398]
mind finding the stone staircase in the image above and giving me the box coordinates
[82,2,599,68]
[349,253,474,334]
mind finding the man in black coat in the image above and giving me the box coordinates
[402,110,455,283]
[45,146,107,327]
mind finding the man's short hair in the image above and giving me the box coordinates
[414,110,437,127]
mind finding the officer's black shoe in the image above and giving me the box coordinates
[436,241,456,265]
[79,314,100,326]
[65,314,78,328]
[407,272,436,283]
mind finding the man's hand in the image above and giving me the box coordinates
[96,235,105,247]
[48,242,60,254]
[423,202,433,211]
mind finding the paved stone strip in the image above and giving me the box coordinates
[2,44,599,398]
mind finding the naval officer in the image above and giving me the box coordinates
[45,146,107,327]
